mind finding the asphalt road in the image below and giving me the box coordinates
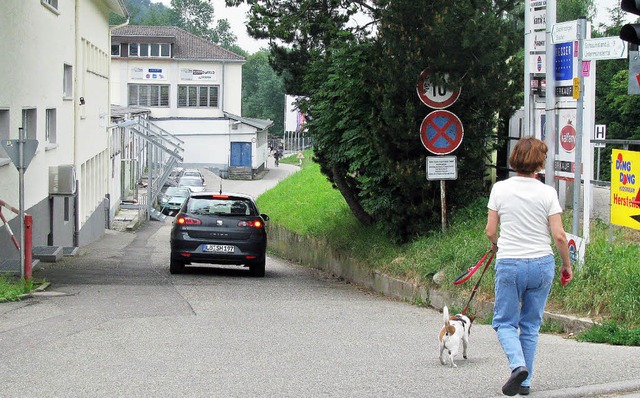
[1,158,639,397]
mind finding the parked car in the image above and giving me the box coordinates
[169,192,269,276]
[163,167,184,187]
[158,186,191,216]
[181,168,205,183]
[178,176,206,192]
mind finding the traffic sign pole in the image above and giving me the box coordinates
[18,127,25,281]
[572,17,587,236]
[544,0,557,187]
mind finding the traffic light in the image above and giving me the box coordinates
[620,0,640,45]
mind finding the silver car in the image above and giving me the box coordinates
[178,176,206,193]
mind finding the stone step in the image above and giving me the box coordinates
[32,246,63,262]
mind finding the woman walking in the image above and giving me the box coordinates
[485,136,573,396]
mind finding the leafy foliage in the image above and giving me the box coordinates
[112,0,238,50]
[242,51,285,135]
[231,0,522,242]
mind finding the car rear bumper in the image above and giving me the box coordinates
[170,238,266,265]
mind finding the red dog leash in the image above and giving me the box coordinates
[453,248,495,315]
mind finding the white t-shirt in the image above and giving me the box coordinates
[487,176,563,259]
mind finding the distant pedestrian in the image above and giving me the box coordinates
[485,136,572,396]
[297,150,304,166]
[273,150,282,167]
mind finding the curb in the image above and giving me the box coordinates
[18,281,51,300]
[268,224,595,334]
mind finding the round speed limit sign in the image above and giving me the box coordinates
[416,70,461,109]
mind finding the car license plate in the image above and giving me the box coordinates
[203,244,234,253]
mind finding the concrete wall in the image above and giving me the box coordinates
[153,119,268,171]
[0,1,121,264]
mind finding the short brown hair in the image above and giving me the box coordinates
[509,136,547,174]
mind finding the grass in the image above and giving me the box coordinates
[0,275,35,302]
[257,151,640,345]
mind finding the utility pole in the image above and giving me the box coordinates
[544,0,557,187]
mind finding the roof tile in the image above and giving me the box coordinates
[112,25,245,61]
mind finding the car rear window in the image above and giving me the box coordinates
[178,178,203,187]
[165,187,190,197]
[186,197,255,216]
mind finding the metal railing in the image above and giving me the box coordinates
[0,198,33,280]
[114,116,184,221]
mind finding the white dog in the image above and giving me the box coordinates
[438,305,473,368]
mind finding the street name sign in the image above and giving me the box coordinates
[551,20,577,44]
[583,36,628,60]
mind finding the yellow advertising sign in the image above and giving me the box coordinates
[572,77,580,99]
[611,149,640,230]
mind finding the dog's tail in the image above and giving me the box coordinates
[443,305,455,336]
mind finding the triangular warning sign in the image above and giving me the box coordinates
[1,139,38,170]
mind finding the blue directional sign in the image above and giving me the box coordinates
[555,42,574,81]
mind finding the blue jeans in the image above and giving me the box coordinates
[492,255,555,388]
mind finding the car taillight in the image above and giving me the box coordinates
[237,219,263,228]
[177,216,201,225]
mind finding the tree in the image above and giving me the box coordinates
[557,0,595,23]
[228,0,522,242]
[171,0,215,39]
[210,18,238,49]
[242,50,285,136]
[110,0,175,25]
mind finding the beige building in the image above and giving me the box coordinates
[0,0,128,268]
[110,26,272,175]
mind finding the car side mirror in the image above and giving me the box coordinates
[261,214,269,221]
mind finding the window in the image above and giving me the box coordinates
[0,110,9,159]
[22,109,37,140]
[64,197,70,222]
[46,108,57,143]
[128,84,169,107]
[63,64,72,99]
[111,44,120,56]
[41,0,59,12]
[178,85,219,108]
[127,43,171,58]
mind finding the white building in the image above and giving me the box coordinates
[0,0,128,267]
[110,26,272,177]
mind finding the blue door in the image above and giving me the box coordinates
[230,142,252,167]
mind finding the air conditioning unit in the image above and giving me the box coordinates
[49,165,77,195]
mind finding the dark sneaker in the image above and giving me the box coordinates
[502,366,529,396]
[519,386,530,396]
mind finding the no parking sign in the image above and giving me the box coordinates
[566,233,584,268]
[419,110,464,155]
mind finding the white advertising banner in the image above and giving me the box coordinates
[131,67,167,80]
[180,68,217,81]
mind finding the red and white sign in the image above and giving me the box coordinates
[560,121,577,152]
[420,110,464,155]
[416,70,461,109]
